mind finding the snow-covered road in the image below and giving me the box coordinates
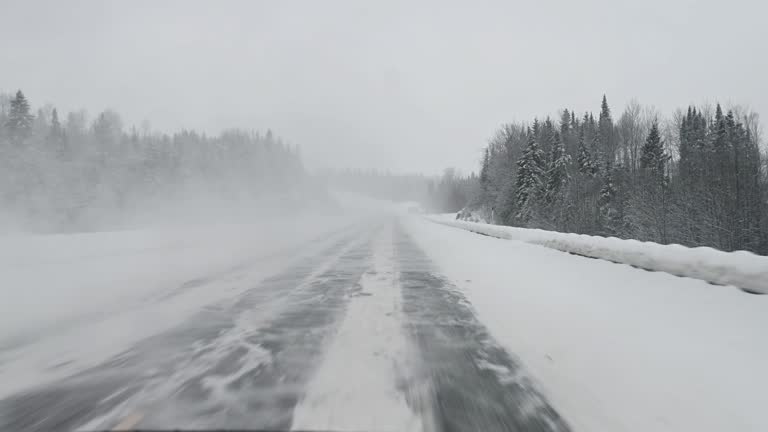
[1,213,765,432]
[0,217,567,432]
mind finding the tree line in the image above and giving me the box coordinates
[0,90,310,231]
[472,96,768,254]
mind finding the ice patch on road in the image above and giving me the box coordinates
[291,224,423,432]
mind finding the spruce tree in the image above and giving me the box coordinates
[560,109,571,135]
[634,120,670,242]
[515,128,545,219]
[48,108,67,158]
[599,95,611,123]
[598,168,619,234]
[6,90,34,142]
[546,131,570,202]
[50,108,62,137]
[640,120,665,175]
[479,147,491,199]
[597,94,614,169]
[577,125,596,175]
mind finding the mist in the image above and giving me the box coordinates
[0,92,337,232]
[2,0,767,176]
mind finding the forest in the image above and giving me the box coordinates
[469,96,768,254]
[0,90,314,232]
[4,89,766,254]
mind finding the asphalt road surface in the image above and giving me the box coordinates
[0,219,570,432]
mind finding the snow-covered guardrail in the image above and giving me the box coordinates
[428,215,768,294]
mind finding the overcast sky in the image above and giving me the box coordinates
[1,0,766,175]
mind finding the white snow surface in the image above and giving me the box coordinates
[0,214,362,399]
[405,216,768,432]
[429,214,768,294]
[291,224,423,432]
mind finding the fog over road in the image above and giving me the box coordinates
[0,217,568,432]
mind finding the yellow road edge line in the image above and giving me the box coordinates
[112,412,144,431]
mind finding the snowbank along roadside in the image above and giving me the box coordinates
[429,215,768,294]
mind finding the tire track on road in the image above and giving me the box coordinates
[394,223,571,432]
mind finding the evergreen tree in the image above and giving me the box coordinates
[674,106,709,245]
[577,125,596,175]
[5,90,34,142]
[598,168,620,234]
[640,121,665,175]
[631,120,671,242]
[560,109,571,135]
[599,95,611,123]
[46,108,68,159]
[597,94,615,168]
[545,131,570,202]
[515,128,545,220]
[50,108,63,138]
[479,147,491,200]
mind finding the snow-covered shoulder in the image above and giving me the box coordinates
[429,214,768,294]
[404,216,768,432]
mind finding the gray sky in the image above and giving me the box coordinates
[1,0,766,175]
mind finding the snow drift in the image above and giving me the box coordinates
[429,215,768,294]
[0,212,362,399]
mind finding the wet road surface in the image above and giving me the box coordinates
[0,219,570,432]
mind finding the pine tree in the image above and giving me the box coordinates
[599,170,616,207]
[515,128,545,220]
[5,90,34,142]
[598,168,619,233]
[640,120,666,175]
[597,94,614,169]
[479,147,491,199]
[712,104,728,154]
[47,108,68,159]
[50,108,62,137]
[577,125,596,175]
[546,131,571,202]
[560,109,571,135]
[597,96,623,236]
[540,117,556,154]
[599,95,611,123]
[632,120,671,242]
[678,107,695,178]
[675,107,704,243]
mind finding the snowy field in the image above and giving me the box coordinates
[406,216,768,432]
[431,214,768,294]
